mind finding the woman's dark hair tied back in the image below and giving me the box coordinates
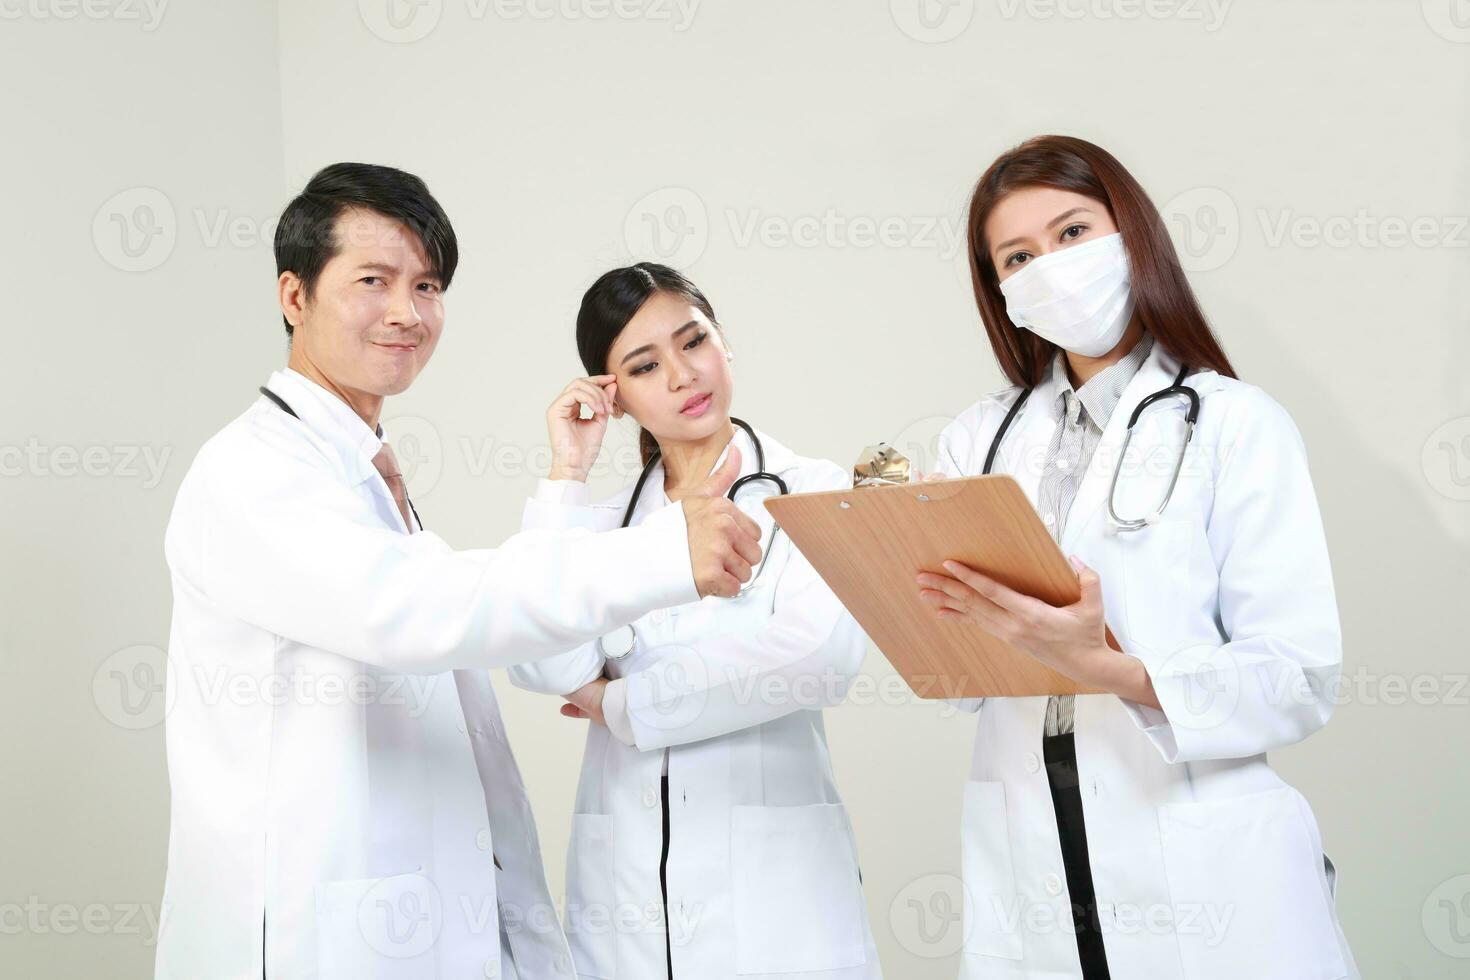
[576,262,720,464]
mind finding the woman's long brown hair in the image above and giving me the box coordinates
[966,135,1237,387]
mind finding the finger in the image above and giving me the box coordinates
[706,572,740,599]
[1070,555,1103,608]
[569,380,613,418]
[557,382,602,420]
[915,572,982,607]
[722,552,754,584]
[942,561,1050,620]
[718,500,763,542]
[726,525,764,567]
[693,446,742,498]
[560,703,588,719]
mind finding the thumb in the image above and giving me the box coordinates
[1070,555,1101,598]
[692,445,742,498]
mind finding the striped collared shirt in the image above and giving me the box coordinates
[1038,333,1154,736]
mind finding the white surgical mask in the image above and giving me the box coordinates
[998,232,1135,357]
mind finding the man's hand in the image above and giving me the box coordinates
[681,446,764,599]
[560,677,608,727]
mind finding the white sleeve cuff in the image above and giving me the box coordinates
[601,678,636,746]
[534,478,590,505]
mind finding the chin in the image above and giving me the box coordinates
[371,367,421,397]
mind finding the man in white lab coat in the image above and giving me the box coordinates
[154,163,763,980]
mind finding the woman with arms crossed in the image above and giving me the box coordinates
[511,263,882,980]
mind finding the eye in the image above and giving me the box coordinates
[1002,251,1031,269]
[630,361,656,376]
[361,276,384,286]
[684,330,707,350]
[1059,223,1088,242]
[417,281,441,294]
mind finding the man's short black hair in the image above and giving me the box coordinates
[273,162,458,337]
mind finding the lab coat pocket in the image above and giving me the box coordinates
[1157,787,1347,979]
[314,869,442,979]
[959,780,1023,961]
[731,803,868,974]
[565,813,617,979]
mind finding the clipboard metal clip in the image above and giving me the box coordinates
[852,443,912,488]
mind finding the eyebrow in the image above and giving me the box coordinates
[618,321,702,366]
[992,207,1095,255]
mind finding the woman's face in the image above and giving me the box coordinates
[605,290,733,445]
[983,185,1119,284]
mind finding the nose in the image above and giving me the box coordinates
[384,282,423,330]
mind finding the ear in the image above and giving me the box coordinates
[278,271,307,331]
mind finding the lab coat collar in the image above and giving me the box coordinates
[261,367,384,486]
[625,420,797,525]
[1058,339,1185,552]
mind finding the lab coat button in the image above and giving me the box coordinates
[1042,513,1056,528]
[476,828,492,850]
[642,786,658,808]
[1044,872,1063,895]
[1025,752,1041,774]
[1056,458,1070,471]
[651,609,668,624]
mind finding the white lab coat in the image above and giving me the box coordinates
[156,367,703,980]
[509,424,882,980]
[934,342,1358,978]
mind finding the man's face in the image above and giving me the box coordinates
[282,207,445,398]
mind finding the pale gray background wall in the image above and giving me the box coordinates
[3,1,1467,976]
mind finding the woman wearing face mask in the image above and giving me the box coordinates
[509,263,882,980]
[915,136,1356,979]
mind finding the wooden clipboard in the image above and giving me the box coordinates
[765,475,1108,699]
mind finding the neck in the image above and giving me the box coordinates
[659,418,737,501]
[1063,315,1145,389]
[287,345,383,433]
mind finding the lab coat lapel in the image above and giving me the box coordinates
[997,377,1063,506]
[1059,343,1182,554]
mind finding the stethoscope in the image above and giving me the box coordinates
[258,385,425,531]
[983,363,1199,532]
[597,416,788,660]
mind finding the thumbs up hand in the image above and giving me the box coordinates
[681,446,764,598]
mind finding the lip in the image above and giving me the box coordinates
[373,341,418,355]
[680,392,713,416]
